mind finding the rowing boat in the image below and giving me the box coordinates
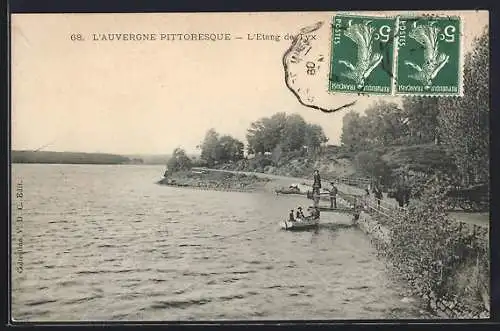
[280,217,320,230]
[275,188,304,195]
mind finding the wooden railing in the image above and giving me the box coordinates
[336,189,487,234]
[328,176,372,188]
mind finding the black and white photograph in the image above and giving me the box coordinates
[10,10,490,322]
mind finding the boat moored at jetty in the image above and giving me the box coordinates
[280,217,320,230]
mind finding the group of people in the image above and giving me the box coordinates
[288,206,320,223]
[312,169,338,209]
[287,169,414,223]
[288,169,402,222]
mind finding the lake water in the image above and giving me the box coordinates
[11,164,433,321]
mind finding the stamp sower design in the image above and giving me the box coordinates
[396,16,461,95]
[329,15,395,95]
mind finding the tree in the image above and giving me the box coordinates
[340,111,371,151]
[281,114,307,152]
[402,97,440,144]
[246,112,287,154]
[219,135,244,162]
[246,112,328,157]
[341,101,413,151]
[304,123,328,151]
[437,27,489,185]
[200,128,223,166]
[364,101,410,146]
[166,147,192,173]
[354,150,392,187]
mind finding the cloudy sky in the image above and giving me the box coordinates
[11,11,488,155]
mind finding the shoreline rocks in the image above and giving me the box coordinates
[157,170,271,193]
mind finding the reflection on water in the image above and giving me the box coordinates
[11,164,432,321]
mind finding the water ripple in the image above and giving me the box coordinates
[12,164,431,321]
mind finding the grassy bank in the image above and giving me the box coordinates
[216,143,453,184]
[369,180,490,318]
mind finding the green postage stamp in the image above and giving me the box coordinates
[395,16,462,96]
[329,14,396,95]
[328,14,462,96]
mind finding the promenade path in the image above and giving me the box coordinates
[193,167,489,229]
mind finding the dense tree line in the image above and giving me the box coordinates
[246,112,328,155]
[340,101,410,150]
[340,98,440,151]
[197,113,328,167]
[437,29,489,185]
[341,28,489,187]
[166,113,328,172]
[199,129,245,166]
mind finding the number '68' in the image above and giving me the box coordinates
[70,34,83,41]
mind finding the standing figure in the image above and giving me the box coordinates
[364,185,370,209]
[393,176,411,208]
[329,182,338,209]
[373,185,383,208]
[312,170,322,207]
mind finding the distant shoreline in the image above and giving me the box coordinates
[11,150,197,165]
[12,162,163,166]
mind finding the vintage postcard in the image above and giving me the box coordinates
[11,10,489,322]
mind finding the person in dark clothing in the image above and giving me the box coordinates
[289,210,295,222]
[312,170,321,195]
[296,207,305,219]
[329,182,338,209]
[373,185,383,208]
[392,187,405,208]
[392,177,411,208]
[312,170,321,207]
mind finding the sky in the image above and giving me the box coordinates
[11,11,488,155]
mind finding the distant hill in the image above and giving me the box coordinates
[12,151,202,165]
[12,151,131,165]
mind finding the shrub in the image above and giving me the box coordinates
[191,158,208,168]
[384,174,489,312]
[248,154,274,171]
[354,150,392,187]
[166,148,192,173]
